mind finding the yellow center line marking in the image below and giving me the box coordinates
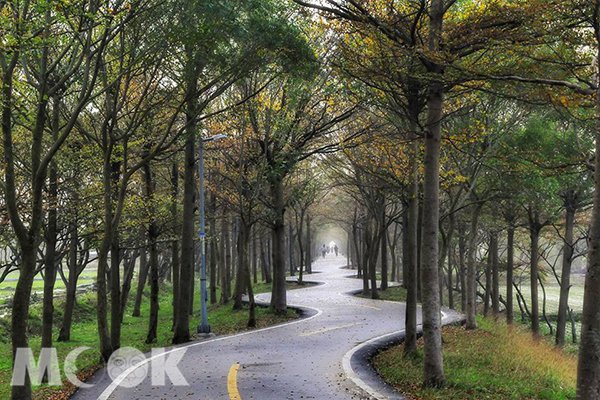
[227,363,241,400]
[300,323,360,337]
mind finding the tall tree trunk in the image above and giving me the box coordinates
[380,210,388,291]
[260,236,272,284]
[528,209,542,337]
[234,218,253,315]
[491,232,500,317]
[252,226,258,284]
[189,247,195,316]
[120,251,138,320]
[58,221,79,342]
[466,203,483,330]
[404,83,420,358]
[297,211,305,285]
[557,195,576,347]
[132,244,148,317]
[417,199,423,301]
[438,227,447,308]
[390,223,398,283]
[170,161,180,322]
[41,169,58,354]
[239,220,256,327]
[402,210,409,288]
[209,191,218,305]
[288,224,295,276]
[459,225,467,313]
[420,1,446,379]
[362,225,370,294]
[109,158,122,351]
[97,149,114,361]
[484,237,492,317]
[506,221,515,324]
[306,213,312,274]
[269,177,287,314]
[223,211,233,299]
[368,217,380,300]
[447,242,454,310]
[143,159,159,344]
[41,97,60,355]
[173,131,195,344]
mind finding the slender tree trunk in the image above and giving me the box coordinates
[41,164,58,353]
[390,223,398,283]
[417,199,423,301]
[404,84,420,358]
[189,247,195,316]
[484,237,492,317]
[438,228,447,308]
[143,159,159,344]
[380,210,388,291]
[170,161,180,322]
[368,217,380,300]
[41,97,60,356]
[224,212,233,296]
[173,131,195,344]
[240,220,256,327]
[491,232,500,317]
[120,251,138,319]
[447,242,454,310]
[260,236,272,284]
[306,213,312,274]
[402,211,409,288]
[288,224,295,276]
[362,225,370,294]
[529,209,542,337]
[11,249,37,400]
[58,221,79,342]
[146,228,159,344]
[269,177,287,314]
[233,225,247,311]
[252,226,258,284]
[297,211,305,285]
[466,203,483,330]
[420,4,446,378]
[110,158,122,351]
[504,219,515,324]
[209,191,218,305]
[557,198,576,346]
[132,244,148,317]
[97,154,114,361]
[459,226,467,313]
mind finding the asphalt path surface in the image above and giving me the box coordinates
[72,254,455,400]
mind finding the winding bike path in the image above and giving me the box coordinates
[72,254,460,400]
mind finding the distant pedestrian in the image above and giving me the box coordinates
[321,244,327,258]
[334,244,338,256]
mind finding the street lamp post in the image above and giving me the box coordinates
[197,133,227,335]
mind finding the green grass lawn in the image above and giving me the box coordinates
[374,317,577,400]
[0,281,298,400]
[356,285,407,302]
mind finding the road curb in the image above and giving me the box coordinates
[342,310,465,400]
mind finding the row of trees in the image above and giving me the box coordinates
[3,0,600,399]
[0,1,364,399]
[291,0,600,398]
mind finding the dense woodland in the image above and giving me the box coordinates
[2,0,600,399]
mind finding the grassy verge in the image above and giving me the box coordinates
[356,286,407,302]
[0,281,300,400]
[374,317,577,400]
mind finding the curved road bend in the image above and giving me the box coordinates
[72,255,452,400]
